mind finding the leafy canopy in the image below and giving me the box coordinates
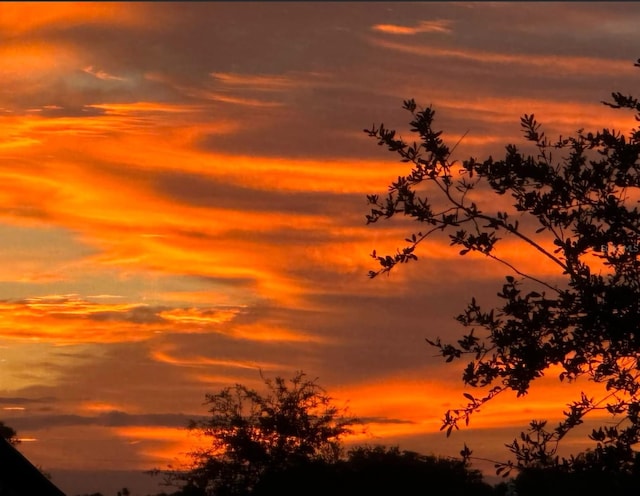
[167,372,358,495]
[365,58,640,475]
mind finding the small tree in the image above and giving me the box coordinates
[170,371,358,496]
[364,59,640,475]
[0,420,19,445]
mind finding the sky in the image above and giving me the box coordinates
[2,2,640,495]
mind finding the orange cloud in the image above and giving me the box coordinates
[0,41,79,91]
[83,66,126,81]
[334,366,612,445]
[0,97,610,320]
[0,111,408,307]
[0,296,243,344]
[113,425,211,469]
[153,290,249,307]
[226,323,330,344]
[0,82,624,335]
[0,3,150,35]
[372,20,454,35]
[435,95,636,132]
[1,101,408,196]
[81,401,129,413]
[158,308,240,326]
[150,348,285,371]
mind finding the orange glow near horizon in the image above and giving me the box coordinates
[113,426,205,468]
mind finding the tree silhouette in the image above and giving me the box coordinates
[510,462,640,496]
[364,58,640,475]
[252,445,493,496]
[164,371,358,495]
[0,420,19,445]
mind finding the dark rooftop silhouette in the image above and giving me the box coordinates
[0,438,66,496]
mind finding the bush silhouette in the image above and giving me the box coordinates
[253,445,493,496]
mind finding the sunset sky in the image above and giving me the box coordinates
[2,2,640,494]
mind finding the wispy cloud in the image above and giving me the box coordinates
[369,37,635,75]
[210,71,330,91]
[83,66,125,82]
[151,348,284,371]
[372,20,453,35]
[197,92,283,107]
[0,296,245,344]
[10,411,202,431]
[0,396,55,405]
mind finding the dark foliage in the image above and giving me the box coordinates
[512,464,640,496]
[161,371,358,496]
[74,490,130,496]
[0,420,19,445]
[365,59,640,475]
[253,445,493,496]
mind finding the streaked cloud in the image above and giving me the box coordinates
[0,396,55,405]
[83,66,126,81]
[210,71,330,91]
[372,19,453,35]
[150,348,284,371]
[195,92,284,108]
[9,411,203,431]
[0,296,247,344]
[368,37,636,76]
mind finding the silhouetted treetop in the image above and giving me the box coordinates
[160,371,358,496]
[0,420,19,445]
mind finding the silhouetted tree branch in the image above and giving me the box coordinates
[365,57,640,476]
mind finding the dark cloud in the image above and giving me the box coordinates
[87,306,167,325]
[0,396,56,404]
[30,105,108,118]
[154,170,365,215]
[194,85,405,160]
[9,411,205,431]
[360,416,416,425]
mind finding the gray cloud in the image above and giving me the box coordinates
[9,411,205,431]
[0,396,56,404]
[87,306,168,325]
[359,416,416,425]
[153,170,366,215]
[33,105,108,118]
